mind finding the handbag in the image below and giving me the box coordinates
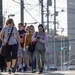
[1,27,14,56]
[28,32,38,52]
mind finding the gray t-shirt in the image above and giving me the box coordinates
[35,32,45,51]
[2,26,18,45]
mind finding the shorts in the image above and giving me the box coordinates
[5,44,18,61]
[17,49,23,58]
[25,48,30,54]
[22,48,29,58]
[17,48,29,58]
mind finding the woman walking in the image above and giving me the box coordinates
[22,26,30,71]
[25,25,36,73]
[32,24,48,74]
[1,18,21,73]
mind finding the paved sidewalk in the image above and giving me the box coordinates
[0,71,75,75]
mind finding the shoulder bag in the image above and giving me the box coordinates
[28,32,38,52]
[1,27,14,56]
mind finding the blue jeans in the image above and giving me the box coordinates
[29,52,36,70]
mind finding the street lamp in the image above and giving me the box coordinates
[8,14,15,18]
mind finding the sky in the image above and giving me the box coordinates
[3,0,67,36]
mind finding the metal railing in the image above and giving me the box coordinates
[63,59,75,65]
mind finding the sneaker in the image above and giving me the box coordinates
[18,68,22,72]
[4,69,6,72]
[12,68,16,73]
[23,67,27,71]
[32,69,36,73]
[26,68,31,71]
[1,70,3,72]
[39,68,43,74]
[8,69,11,74]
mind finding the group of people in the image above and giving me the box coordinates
[0,18,48,74]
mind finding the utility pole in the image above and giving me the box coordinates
[0,0,3,30]
[47,0,52,34]
[47,0,49,34]
[54,0,57,68]
[61,35,63,70]
[41,0,44,25]
[63,38,66,70]
[20,0,24,23]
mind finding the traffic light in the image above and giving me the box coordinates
[55,11,58,16]
[48,0,52,6]
[61,47,65,51]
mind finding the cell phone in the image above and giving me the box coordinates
[37,37,40,39]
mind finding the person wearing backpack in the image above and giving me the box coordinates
[32,24,48,74]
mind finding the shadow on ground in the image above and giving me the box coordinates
[43,71,65,75]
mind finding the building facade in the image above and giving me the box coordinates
[67,0,75,64]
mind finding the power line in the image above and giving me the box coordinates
[24,4,39,12]
[57,18,75,26]
[57,19,75,29]
[12,0,40,23]
[24,0,39,5]
[24,6,40,23]
[24,0,40,23]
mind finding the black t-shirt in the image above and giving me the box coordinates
[18,30,25,38]
[18,30,26,47]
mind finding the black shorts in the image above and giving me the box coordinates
[5,44,18,61]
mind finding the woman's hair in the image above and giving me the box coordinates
[30,25,34,28]
[26,26,30,29]
[38,24,45,32]
[29,25,35,33]
[25,26,30,33]
[6,21,8,25]
[6,18,14,25]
